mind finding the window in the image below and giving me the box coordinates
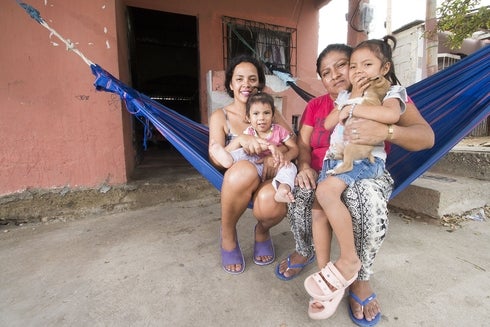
[437,53,461,71]
[222,16,297,75]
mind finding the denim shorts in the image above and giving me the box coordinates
[318,157,385,186]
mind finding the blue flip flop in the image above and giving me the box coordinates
[348,291,381,327]
[274,253,315,281]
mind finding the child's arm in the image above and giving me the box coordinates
[268,135,299,169]
[267,144,283,165]
[339,98,401,124]
[281,137,299,164]
[324,109,340,130]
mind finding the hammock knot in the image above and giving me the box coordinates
[65,39,75,51]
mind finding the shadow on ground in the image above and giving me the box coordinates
[0,146,220,226]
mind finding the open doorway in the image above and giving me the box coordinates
[127,7,199,167]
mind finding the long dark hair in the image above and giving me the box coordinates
[353,35,401,85]
[224,55,266,98]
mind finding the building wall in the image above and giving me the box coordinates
[393,22,489,136]
[1,0,132,196]
[0,0,325,196]
[392,24,425,87]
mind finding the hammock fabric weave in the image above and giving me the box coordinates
[388,45,489,197]
[92,45,489,199]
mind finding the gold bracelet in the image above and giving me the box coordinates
[387,124,394,140]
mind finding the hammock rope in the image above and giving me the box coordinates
[16,1,490,199]
[16,1,94,67]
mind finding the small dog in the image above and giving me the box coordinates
[329,75,391,175]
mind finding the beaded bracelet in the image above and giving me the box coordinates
[348,104,356,118]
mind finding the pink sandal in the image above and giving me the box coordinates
[304,261,358,301]
[304,262,358,320]
[307,291,344,320]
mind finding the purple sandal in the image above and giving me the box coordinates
[253,225,275,266]
[220,232,245,274]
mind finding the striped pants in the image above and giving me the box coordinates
[286,171,393,280]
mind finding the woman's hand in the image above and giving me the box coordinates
[344,117,388,145]
[295,167,318,190]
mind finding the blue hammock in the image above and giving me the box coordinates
[91,66,224,191]
[92,45,489,199]
[16,1,490,199]
[388,45,489,197]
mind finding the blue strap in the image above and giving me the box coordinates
[349,291,377,307]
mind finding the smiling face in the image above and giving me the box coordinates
[318,50,352,99]
[229,62,260,103]
[349,47,390,82]
[247,102,274,134]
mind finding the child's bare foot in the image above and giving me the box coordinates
[334,257,362,284]
[209,139,233,168]
[305,258,361,306]
[274,184,295,203]
[305,260,361,318]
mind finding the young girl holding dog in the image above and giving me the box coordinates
[304,36,408,320]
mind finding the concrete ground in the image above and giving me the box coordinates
[1,139,489,326]
[1,194,489,326]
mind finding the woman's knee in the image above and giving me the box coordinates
[223,162,259,191]
[253,183,286,220]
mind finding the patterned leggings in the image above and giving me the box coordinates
[287,171,393,280]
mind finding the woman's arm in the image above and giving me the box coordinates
[389,101,435,150]
[208,109,267,168]
[295,124,318,189]
[208,109,228,168]
[344,101,434,151]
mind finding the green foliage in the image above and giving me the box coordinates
[436,0,490,49]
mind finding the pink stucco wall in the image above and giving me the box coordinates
[0,0,329,196]
[1,0,132,196]
[124,0,327,123]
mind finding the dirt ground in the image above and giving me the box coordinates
[0,147,220,227]
[1,137,488,228]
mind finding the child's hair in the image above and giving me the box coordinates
[245,92,275,117]
[353,35,401,85]
[224,55,266,98]
[316,44,353,77]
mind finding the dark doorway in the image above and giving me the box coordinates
[127,7,199,165]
